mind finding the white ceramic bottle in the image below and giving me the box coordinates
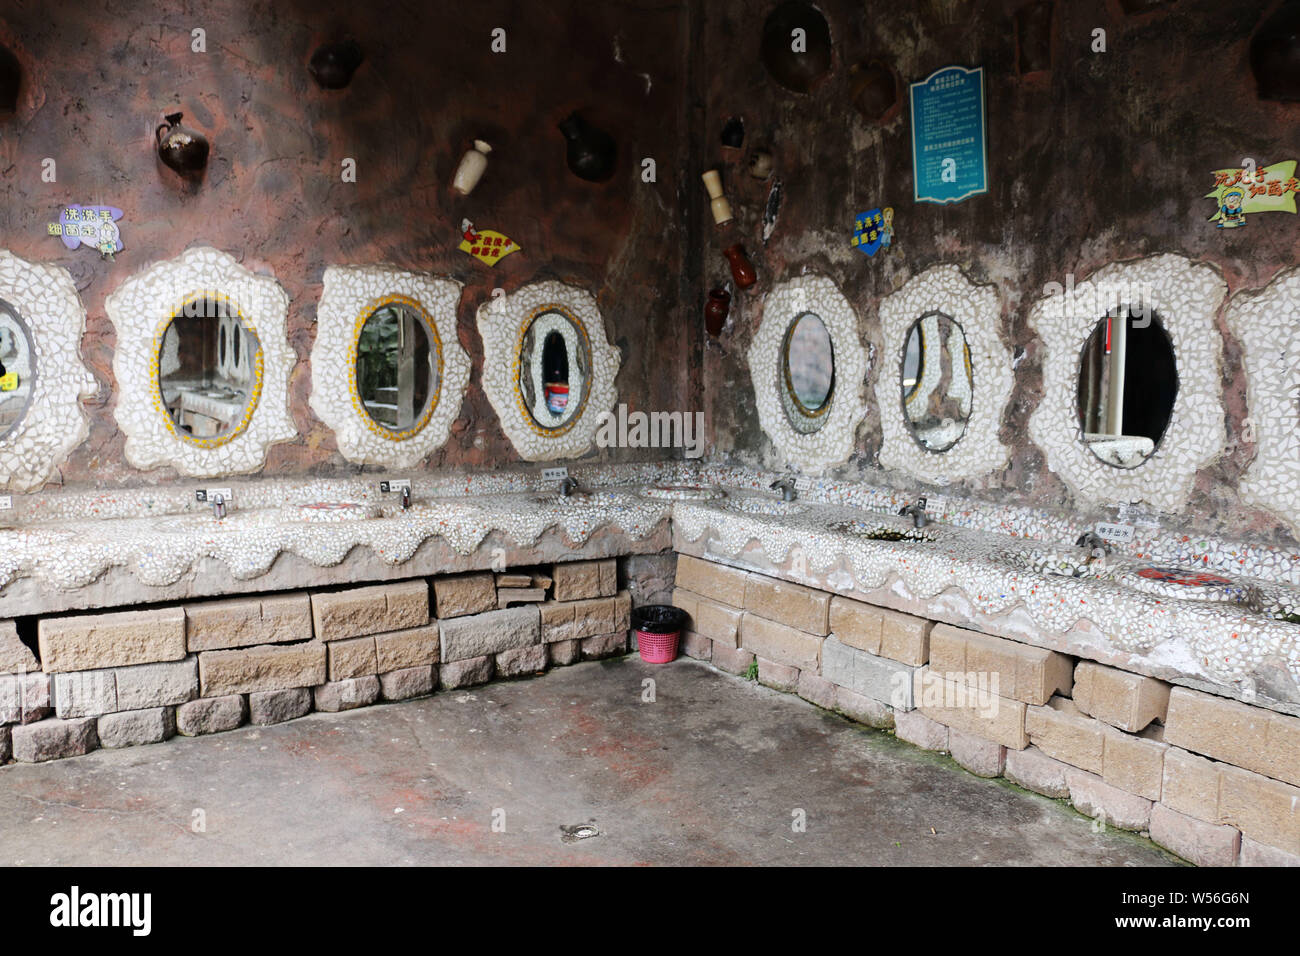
[701,169,733,225]
[453,140,492,195]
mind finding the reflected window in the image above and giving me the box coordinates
[901,312,972,452]
[1076,308,1177,468]
[356,302,440,434]
[157,297,261,442]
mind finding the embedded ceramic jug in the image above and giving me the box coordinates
[0,43,20,114]
[722,244,757,289]
[453,140,492,195]
[849,61,898,122]
[704,288,731,336]
[558,112,616,183]
[155,112,209,177]
[701,169,733,225]
[748,149,774,180]
[309,39,364,90]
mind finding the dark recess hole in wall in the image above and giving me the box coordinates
[15,616,39,663]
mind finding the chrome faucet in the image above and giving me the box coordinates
[211,493,226,520]
[898,496,929,529]
[401,486,411,511]
[1075,531,1111,559]
[559,476,579,498]
[769,476,797,502]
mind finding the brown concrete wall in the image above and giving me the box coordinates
[0,0,700,486]
[692,0,1300,545]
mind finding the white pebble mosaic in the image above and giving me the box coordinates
[309,265,470,468]
[1226,266,1300,539]
[0,250,97,492]
[748,273,868,472]
[104,247,298,477]
[874,264,1011,482]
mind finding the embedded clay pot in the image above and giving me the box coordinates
[1251,3,1300,102]
[748,149,774,180]
[761,1,833,94]
[723,244,757,289]
[1015,0,1055,75]
[721,116,745,149]
[309,39,364,90]
[848,60,897,122]
[155,112,209,178]
[558,112,617,183]
[0,44,19,114]
[704,288,731,336]
[453,140,492,195]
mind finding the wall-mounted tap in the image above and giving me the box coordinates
[898,496,929,528]
[1075,531,1111,559]
[769,476,797,502]
[401,486,412,511]
[559,476,579,498]
[211,493,226,520]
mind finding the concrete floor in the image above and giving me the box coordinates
[0,656,1180,866]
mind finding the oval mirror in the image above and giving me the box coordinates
[157,297,261,443]
[520,309,590,431]
[0,301,35,441]
[901,312,972,452]
[355,302,441,436]
[781,312,835,433]
[1076,307,1177,468]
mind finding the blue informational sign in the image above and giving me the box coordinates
[909,65,988,205]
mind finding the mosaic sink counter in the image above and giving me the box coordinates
[672,490,1300,718]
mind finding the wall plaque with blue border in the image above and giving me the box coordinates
[909,65,988,205]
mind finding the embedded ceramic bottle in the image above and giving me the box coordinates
[558,112,617,182]
[701,169,733,225]
[723,244,757,289]
[309,39,364,90]
[704,288,731,336]
[453,140,492,195]
[155,112,209,177]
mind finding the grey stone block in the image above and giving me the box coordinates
[12,717,99,762]
[822,636,915,710]
[98,707,175,748]
[439,656,493,689]
[378,666,435,701]
[114,658,198,710]
[176,695,247,736]
[0,724,10,762]
[53,670,118,718]
[0,672,51,724]
[313,675,380,713]
[494,645,548,678]
[248,687,312,725]
[439,606,539,662]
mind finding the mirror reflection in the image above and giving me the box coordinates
[0,302,33,440]
[901,312,972,452]
[781,312,834,433]
[521,310,589,430]
[158,298,260,441]
[356,302,440,434]
[1077,308,1177,468]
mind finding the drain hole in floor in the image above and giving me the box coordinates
[560,823,600,844]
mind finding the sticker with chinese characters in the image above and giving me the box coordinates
[1206,161,1297,229]
[47,205,124,258]
[851,207,894,256]
[457,219,520,266]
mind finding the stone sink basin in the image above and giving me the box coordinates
[640,483,726,501]
[723,497,808,516]
[1120,565,1262,606]
[831,517,935,542]
[996,546,1115,580]
[531,490,627,508]
[286,501,383,523]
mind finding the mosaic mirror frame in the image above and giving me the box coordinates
[1027,254,1226,512]
[875,265,1010,482]
[106,247,297,477]
[748,274,868,472]
[0,251,96,492]
[476,280,621,461]
[310,265,469,468]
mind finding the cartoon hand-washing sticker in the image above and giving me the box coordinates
[458,219,520,266]
[1206,161,1298,228]
[852,207,894,256]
